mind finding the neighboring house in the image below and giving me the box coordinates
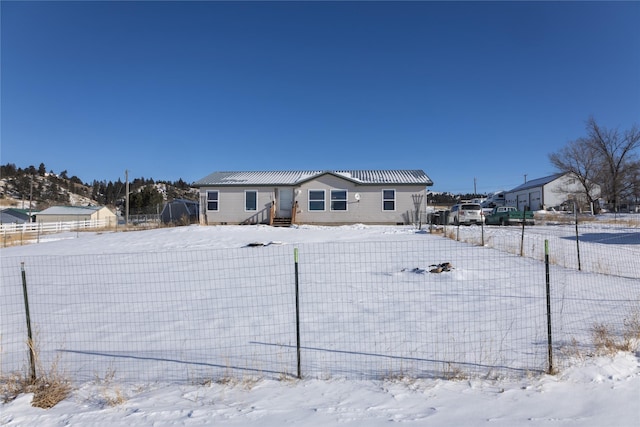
[35,205,117,225]
[193,170,434,226]
[505,173,601,211]
[0,208,35,224]
[161,199,199,224]
[615,200,640,213]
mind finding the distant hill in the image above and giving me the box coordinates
[0,163,198,214]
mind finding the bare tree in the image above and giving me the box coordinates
[626,159,640,208]
[550,117,640,212]
[549,137,602,211]
[585,117,640,211]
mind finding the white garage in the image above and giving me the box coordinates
[505,173,600,211]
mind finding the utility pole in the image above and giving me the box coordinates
[28,176,33,222]
[125,170,130,226]
[474,177,477,195]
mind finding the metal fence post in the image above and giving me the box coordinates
[520,215,526,256]
[294,247,301,379]
[545,240,554,374]
[574,204,582,271]
[21,262,37,382]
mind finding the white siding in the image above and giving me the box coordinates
[294,175,425,225]
[543,176,588,209]
[200,187,275,224]
[36,207,116,223]
[505,174,600,211]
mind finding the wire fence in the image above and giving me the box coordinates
[1,234,638,384]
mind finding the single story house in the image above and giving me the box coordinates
[35,205,117,225]
[192,170,434,226]
[505,173,601,211]
[161,199,200,224]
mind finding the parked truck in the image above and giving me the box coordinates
[484,206,535,226]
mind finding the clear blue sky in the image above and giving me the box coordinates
[1,1,639,194]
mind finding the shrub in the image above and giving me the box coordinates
[1,342,71,408]
[592,311,640,355]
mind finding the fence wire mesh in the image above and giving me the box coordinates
[1,233,638,384]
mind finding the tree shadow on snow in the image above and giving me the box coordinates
[562,232,640,245]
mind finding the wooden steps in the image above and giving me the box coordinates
[271,217,292,227]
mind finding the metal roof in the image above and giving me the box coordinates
[193,170,433,187]
[508,173,565,192]
[37,206,106,216]
[1,208,33,224]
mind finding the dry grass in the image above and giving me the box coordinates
[1,225,118,248]
[591,310,640,355]
[1,232,38,248]
[278,371,298,383]
[559,337,585,361]
[76,226,116,234]
[444,227,457,240]
[94,368,127,407]
[29,372,72,409]
[623,312,640,348]
[0,200,21,208]
[215,374,261,390]
[539,212,639,227]
[1,362,71,409]
[1,340,71,408]
[441,362,468,381]
[598,217,640,227]
[539,212,597,225]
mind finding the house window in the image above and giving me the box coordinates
[207,190,219,211]
[245,190,257,211]
[331,190,347,211]
[309,190,325,211]
[382,189,395,211]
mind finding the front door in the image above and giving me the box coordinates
[276,188,294,218]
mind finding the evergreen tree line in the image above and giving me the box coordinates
[1,163,196,213]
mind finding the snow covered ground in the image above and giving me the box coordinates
[1,218,639,426]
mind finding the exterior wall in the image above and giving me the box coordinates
[506,187,544,210]
[505,190,539,211]
[506,190,532,210]
[201,187,275,224]
[505,175,600,211]
[543,176,582,209]
[37,207,116,224]
[38,214,91,222]
[93,207,117,223]
[199,175,427,225]
[294,174,424,225]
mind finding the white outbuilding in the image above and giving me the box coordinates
[505,173,600,211]
[35,205,117,225]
